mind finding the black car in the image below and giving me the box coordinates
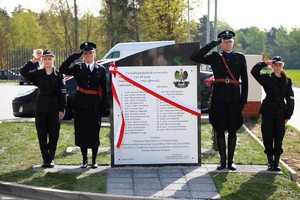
[12,86,38,117]
[12,76,76,119]
[19,75,33,85]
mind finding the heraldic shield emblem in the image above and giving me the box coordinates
[173,69,189,88]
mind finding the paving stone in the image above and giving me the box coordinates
[134,182,162,190]
[106,188,134,196]
[158,172,184,178]
[160,177,187,184]
[133,169,158,178]
[161,183,189,191]
[107,177,133,183]
[162,189,193,199]
[134,189,163,198]
[186,176,215,184]
[107,182,133,189]
[133,177,160,185]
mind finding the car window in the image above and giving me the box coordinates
[107,51,120,59]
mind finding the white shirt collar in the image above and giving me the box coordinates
[85,62,95,72]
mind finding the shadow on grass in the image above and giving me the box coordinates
[212,172,277,200]
[0,167,107,193]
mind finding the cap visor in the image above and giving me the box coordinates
[222,38,234,42]
[83,49,95,52]
[274,61,284,64]
[42,55,54,57]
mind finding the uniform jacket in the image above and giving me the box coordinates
[59,57,108,112]
[20,61,66,113]
[191,43,248,106]
[251,62,294,119]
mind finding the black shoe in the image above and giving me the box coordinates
[217,162,226,170]
[48,161,55,168]
[267,163,274,171]
[91,162,98,169]
[273,165,281,171]
[80,163,87,169]
[41,162,48,168]
[228,162,237,171]
[274,156,281,171]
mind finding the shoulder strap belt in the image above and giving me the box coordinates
[220,54,241,84]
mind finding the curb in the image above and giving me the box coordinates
[0,180,159,200]
[242,124,298,182]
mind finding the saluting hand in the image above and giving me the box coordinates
[31,55,41,63]
[264,60,273,66]
[209,39,222,48]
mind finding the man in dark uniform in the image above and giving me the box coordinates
[191,30,248,170]
[60,42,108,169]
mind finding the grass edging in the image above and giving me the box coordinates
[242,124,298,182]
[0,180,145,200]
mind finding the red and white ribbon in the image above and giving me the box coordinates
[109,63,201,148]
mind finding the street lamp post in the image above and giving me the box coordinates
[188,0,190,42]
[206,0,210,43]
[74,0,78,48]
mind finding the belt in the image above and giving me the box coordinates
[213,78,241,85]
[77,86,102,98]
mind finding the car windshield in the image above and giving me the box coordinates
[15,87,37,97]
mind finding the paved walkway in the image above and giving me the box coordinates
[8,164,280,200]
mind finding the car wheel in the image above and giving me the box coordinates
[19,82,24,85]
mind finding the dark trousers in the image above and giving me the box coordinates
[261,115,285,156]
[35,112,60,154]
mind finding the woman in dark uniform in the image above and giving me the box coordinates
[20,50,66,168]
[191,30,248,170]
[251,56,294,171]
[59,42,108,169]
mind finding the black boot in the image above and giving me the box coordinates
[91,147,99,169]
[41,150,49,168]
[273,156,281,171]
[216,138,226,170]
[267,155,274,171]
[80,147,88,169]
[227,138,237,171]
[48,151,55,168]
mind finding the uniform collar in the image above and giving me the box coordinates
[222,51,234,58]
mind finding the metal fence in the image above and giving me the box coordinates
[0,49,76,80]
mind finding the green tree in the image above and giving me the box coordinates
[243,27,266,55]
[100,0,137,50]
[138,0,188,42]
[39,0,76,50]
[274,26,298,68]
[0,9,10,68]
[8,9,44,50]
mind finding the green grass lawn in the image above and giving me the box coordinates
[263,69,300,87]
[0,122,300,199]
